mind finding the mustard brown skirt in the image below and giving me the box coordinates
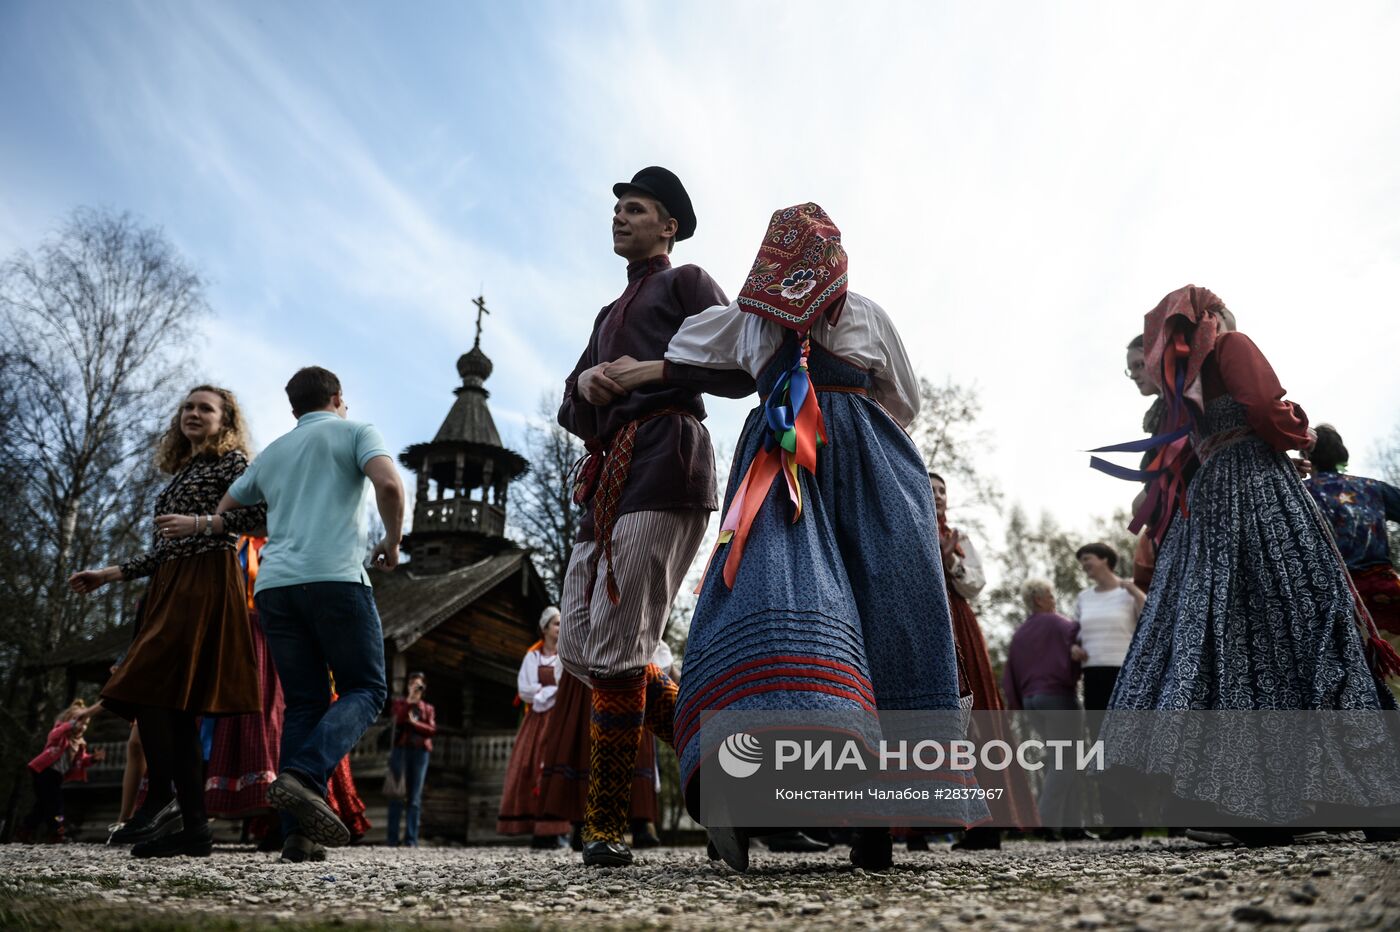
[103,548,261,719]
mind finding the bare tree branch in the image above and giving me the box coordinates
[0,207,207,835]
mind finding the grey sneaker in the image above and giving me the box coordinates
[267,772,350,848]
[280,833,327,863]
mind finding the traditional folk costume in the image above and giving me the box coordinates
[556,167,750,859]
[498,610,573,841]
[323,686,372,842]
[205,537,283,819]
[662,205,981,862]
[1097,286,1400,826]
[1306,470,1400,638]
[531,656,664,839]
[938,519,1039,840]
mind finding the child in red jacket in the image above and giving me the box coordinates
[21,700,106,842]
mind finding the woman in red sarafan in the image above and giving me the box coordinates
[498,607,573,846]
[929,473,1039,849]
[205,537,283,821]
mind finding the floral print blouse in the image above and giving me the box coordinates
[1306,470,1400,571]
[119,450,267,580]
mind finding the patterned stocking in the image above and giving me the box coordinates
[642,663,679,748]
[583,673,646,844]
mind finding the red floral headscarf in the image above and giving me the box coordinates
[1142,285,1223,415]
[738,203,849,332]
[1090,285,1224,546]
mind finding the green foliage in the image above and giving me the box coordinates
[978,505,1136,667]
[909,377,1002,522]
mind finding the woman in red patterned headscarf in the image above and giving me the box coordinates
[1097,284,1400,846]
[608,204,983,871]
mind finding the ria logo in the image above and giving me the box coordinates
[718,732,763,778]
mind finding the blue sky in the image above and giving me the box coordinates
[4,1,1399,561]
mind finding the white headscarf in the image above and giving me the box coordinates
[539,606,561,631]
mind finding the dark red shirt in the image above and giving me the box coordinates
[1201,332,1310,451]
[1002,612,1082,710]
[392,698,437,752]
[559,255,752,541]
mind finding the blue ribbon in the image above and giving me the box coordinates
[1087,424,1191,455]
[1088,458,1160,482]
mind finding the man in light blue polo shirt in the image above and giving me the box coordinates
[219,365,404,861]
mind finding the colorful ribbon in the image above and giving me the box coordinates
[1089,331,1197,544]
[704,337,827,591]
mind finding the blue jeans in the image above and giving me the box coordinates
[257,582,387,836]
[387,745,430,846]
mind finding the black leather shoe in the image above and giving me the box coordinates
[582,840,633,867]
[906,834,930,852]
[850,829,893,871]
[256,825,285,852]
[110,798,181,846]
[631,823,663,848]
[761,830,832,853]
[268,772,349,848]
[707,827,749,872]
[1186,827,1296,847]
[280,833,326,863]
[952,826,1002,850]
[1092,827,1142,841]
[132,822,213,859]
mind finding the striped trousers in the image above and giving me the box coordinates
[558,509,709,683]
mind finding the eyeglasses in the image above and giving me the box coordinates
[1124,362,1146,378]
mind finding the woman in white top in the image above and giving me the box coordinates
[497,607,571,846]
[1073,542,1145,712]
[606,203,978,871]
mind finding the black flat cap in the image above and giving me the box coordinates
[613,166,697,241]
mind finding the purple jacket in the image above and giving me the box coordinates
[1002,612,1082,710]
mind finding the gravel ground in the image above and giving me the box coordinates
[1,835,1397,930]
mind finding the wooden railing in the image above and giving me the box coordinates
[467,730,516,771]
[85,741,129,777]
[415,499,506,538]
[72,722,516,785]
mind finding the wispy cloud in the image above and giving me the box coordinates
[3,0,1398,551]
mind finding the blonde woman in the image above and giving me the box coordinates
[69,385,266,857]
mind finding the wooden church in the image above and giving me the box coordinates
[364,299,551,841]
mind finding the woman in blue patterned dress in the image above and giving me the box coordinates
[1100,286,1400,844]
[608,204,981,871]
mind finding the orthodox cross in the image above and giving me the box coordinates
[472,294,490,348]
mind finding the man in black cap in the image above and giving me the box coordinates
[557,167,752,867]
